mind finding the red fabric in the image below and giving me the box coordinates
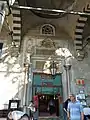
[33,95,38,108]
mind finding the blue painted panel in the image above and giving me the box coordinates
[33,73,62,95]
[33,73,41,85]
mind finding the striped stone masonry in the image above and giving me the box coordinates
[74,4,90,51]
[12,1,21,48]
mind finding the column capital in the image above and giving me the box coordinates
[63,64,72,70]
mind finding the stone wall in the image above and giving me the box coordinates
[68,42,90,105]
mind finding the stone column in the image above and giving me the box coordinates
[64,64,72,98]
[23,63,29,113]
[26,62,33,114]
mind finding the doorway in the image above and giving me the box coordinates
[38,94,59,117]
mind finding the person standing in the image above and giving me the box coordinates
[67,94,84,120]
[83,106,90,120]
[29,101,36,120]
[48,98,55,115]
[63,97,71,120]
[33,95,38,120]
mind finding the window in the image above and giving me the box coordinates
[40,24,55,36]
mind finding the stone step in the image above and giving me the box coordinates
[0,118,6,120]
[39,116,61,120]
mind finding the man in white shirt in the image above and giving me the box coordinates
[83,106,90,120]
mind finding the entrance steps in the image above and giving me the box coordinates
[39,116,63,120]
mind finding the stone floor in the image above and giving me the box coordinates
[0,118,6,120]
[0,118,62,120]
[0,116,63,120]
[39,116,59,119]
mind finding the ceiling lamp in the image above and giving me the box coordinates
[49,61,57,77]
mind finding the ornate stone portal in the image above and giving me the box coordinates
[24,37,58,70]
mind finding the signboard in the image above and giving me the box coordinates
[42,82,53,87]
[76,79,85,85]
[10,102,18,109]
[33,72,62,94]
[8,100,20,110]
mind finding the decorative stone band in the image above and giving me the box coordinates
[12,1,21,48]
[74,4,90,51]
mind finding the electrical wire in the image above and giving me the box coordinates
[10,5,90,16]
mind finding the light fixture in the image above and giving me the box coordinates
[54,95,55,99]
[49,61,57,78]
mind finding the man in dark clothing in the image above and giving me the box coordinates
[48,98,55,115]
[63,98,71,120]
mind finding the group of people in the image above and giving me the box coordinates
[29,97,56,119]
[63,93,90,120]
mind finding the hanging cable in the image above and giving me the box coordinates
[10,5,90,16]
